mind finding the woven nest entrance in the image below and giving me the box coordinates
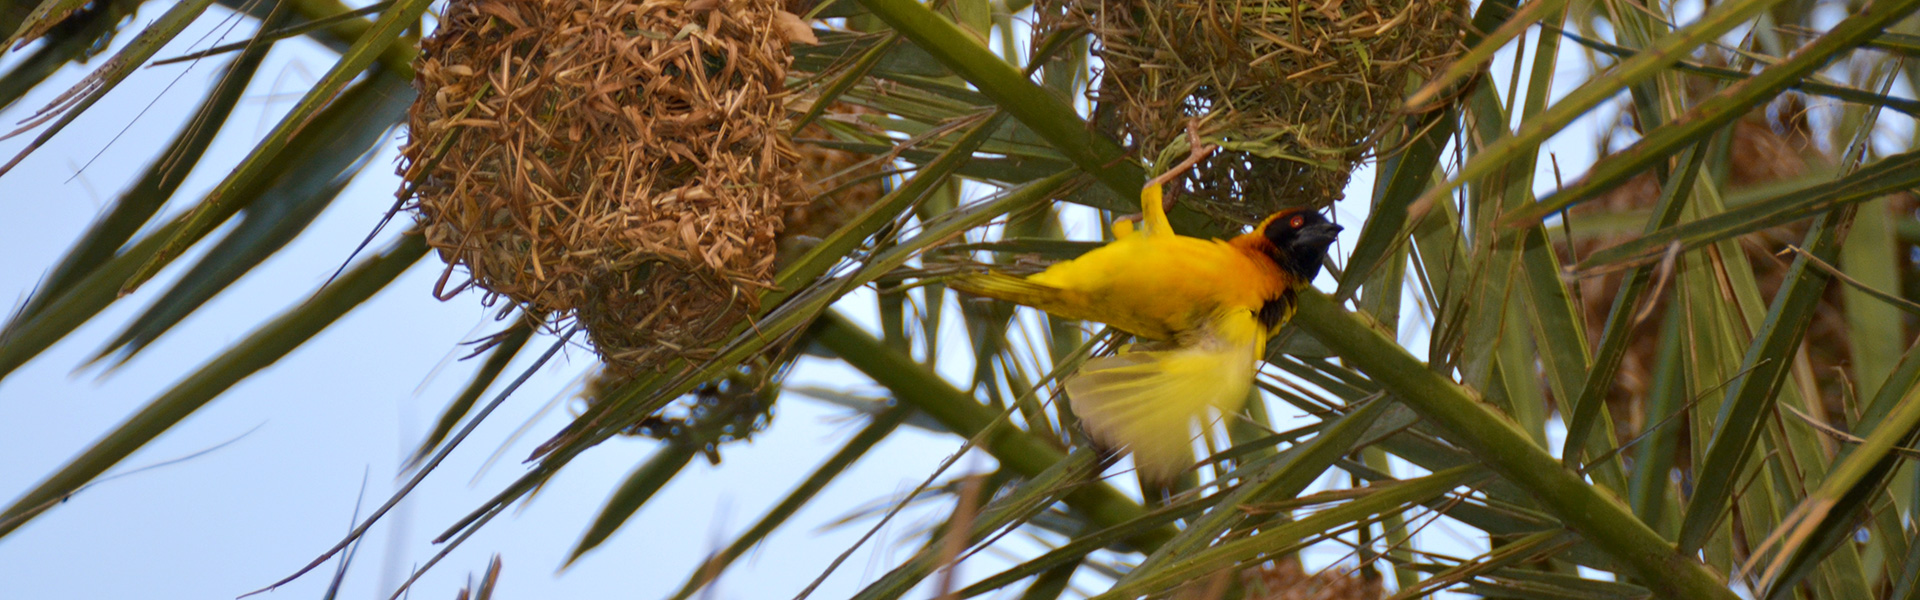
[401,0,810,375]
[1054,0,1465,221]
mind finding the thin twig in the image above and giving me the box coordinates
[1632,241,1684,326]
[1778,244,1920,316]
[1143,121,1218,208]
[244,327,580,597]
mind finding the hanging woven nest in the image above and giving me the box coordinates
[401,0,811,375]
[1053,0,1466,221]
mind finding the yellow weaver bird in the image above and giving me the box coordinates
[949,183,1341,482]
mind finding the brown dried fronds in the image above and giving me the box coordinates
[1562,90,1915,442]
[401,0,809,375]
[1054,0,1467,222]
[1567,104,1822,419]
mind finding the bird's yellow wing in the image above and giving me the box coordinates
[1139,181,1173,238]
[1064,308,1265,483]
[1102,181,1172,239]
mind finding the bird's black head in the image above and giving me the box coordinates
[1258,208,1342,284]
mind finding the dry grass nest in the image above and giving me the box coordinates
[1048,0,1467,222]
[402,0,813,375]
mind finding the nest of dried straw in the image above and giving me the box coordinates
[402,0,808,374]
[1055,0,1465,220]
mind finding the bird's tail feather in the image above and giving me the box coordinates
[1065,313,1262,483]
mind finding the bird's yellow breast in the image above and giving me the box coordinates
[1025,227,1290,341]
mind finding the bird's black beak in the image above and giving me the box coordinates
[1299,222,1343,245]
[1275,221,1344,283]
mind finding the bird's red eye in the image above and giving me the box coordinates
[1288,215,1306,228]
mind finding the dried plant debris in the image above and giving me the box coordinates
[1051,0,1466,221]
[581,366,775,463]
[450,554,503,600]
[402,0,811,375]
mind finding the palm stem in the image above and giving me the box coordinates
[1291,290,1738,600]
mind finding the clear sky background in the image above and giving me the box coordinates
[0,2,1614,598]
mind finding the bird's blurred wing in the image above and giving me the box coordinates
[1065,310,1263,483]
